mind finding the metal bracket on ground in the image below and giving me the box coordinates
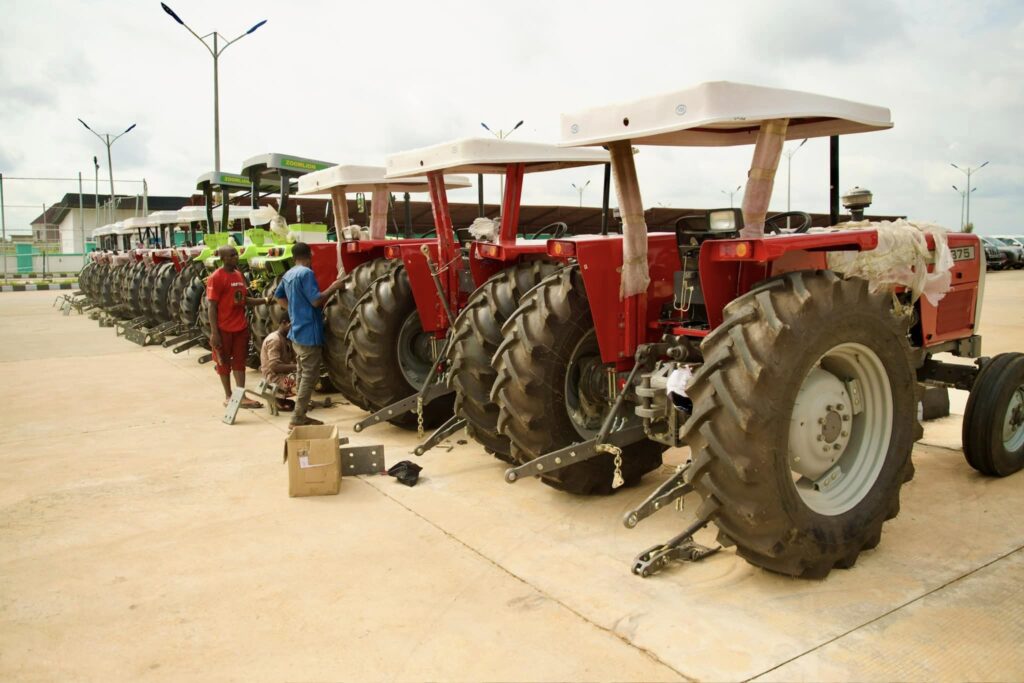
[353,382,455,433]
[631,518,720,578]
[413,415,466,456]
[339,441,386,476]
[503,423,647,483]
[622,462,693,528]
[223,382,280,424]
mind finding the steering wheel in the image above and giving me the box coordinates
[527,222,569,240]
[764,211,813,234]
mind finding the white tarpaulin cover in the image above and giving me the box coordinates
[826,220,954,306]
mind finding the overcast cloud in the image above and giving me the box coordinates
[0,0,1021,236]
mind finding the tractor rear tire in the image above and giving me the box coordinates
[450,260,562,462]
[168,263,192,324]
[124,263,147,318]
[79,261,97,301]
[180,267,206,331]
[962,352,1024,477]
[150,262,176,322]
[684,271,919,578]
[345,264,453,430]
[99,264,120,309]
[324,258,396,409]
[492,266,664,494]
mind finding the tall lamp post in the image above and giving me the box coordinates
[571,180,590,207]
[952,184,976,230]
[721,184,742,208]
[481,120,524,201]
[951,161,988,229]
[78,119,135,222]
[160,3,267,172]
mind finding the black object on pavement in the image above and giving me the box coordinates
[387,460,423,487]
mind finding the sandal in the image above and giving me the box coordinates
[276,398,295,412]
[240,398,264,409]
[289,416,324,427]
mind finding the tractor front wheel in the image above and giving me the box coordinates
[684,271,919,578]
[492,266,663,494]
[963,352,1024,476]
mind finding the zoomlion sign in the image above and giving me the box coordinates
[281,158,331,172]
[216,173,250,187]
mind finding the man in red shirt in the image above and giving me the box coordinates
[207,245,269,408]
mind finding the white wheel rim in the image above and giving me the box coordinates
[1004,386,1024,451]
[788,342,894,516]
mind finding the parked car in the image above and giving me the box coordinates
[994,235,1024,250]
[993,236,1024,269]
[981,236,1020,270]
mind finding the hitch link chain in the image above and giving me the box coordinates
[597,443,625,489]
[416,395,424,439]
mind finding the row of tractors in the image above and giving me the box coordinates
[67,82,1023,579]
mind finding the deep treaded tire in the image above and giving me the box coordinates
[492,266,664,494]
[149,262,176,322]
[79,261,98,301]
[324,258,395,409]
[683,271,919,578]
[450,260,561,462]
[123,262,148,318]
[180,267,206,331]
[168,263,193,324]
[99,264,121,309]
[345,264,453,430]
[963,352,1024,477]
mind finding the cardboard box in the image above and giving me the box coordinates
[284,425,340,497]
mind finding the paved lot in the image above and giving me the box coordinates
[1,271,1022,682]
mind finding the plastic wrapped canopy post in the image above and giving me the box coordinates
[739,118,789,238]
[609,140,650,298]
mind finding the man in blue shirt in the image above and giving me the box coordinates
[274,242,345,426]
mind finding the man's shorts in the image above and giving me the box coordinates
[212,328,249,376]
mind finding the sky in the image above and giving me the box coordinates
[1,0,1021,237]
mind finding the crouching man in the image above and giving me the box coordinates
[260,313,297,412]
[274,242,344,427]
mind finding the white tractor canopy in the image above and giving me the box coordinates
[91,224,114,237]
[176,204,251,225]
[559,81,892,148]
[121,215,159,231]
[386,137,610,178]
[149,210,182,226]
[297,164,472,195]
[113,221,137,236]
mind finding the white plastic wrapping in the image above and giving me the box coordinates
[827,219,954,306]
[467,217,499,242]
[666,366,694,402]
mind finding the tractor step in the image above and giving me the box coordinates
[631,518,720,578]
[413,415,467,456]
[352,383,454,433]
[503,423,647,484]
[622,462,693,529]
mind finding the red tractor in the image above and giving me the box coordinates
[492,81,1021,578]
[295,164,472,408]
[345,139,609,460]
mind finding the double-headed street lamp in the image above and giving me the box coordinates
[480,120,524,201]
[78,119,136,218]
[952,184,976,230]
[951,161,988,229]
[160,3,267,172]
[571,180,590,207]
[721,184,742,208]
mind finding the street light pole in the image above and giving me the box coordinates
[161,3,267,173]
[721,185,742,209]
[571,180,590,207]
[951,161,989,229]
[78,119,135,221]
[93,156,99,229]
[952,184,977,231]
[481,120,524,201]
